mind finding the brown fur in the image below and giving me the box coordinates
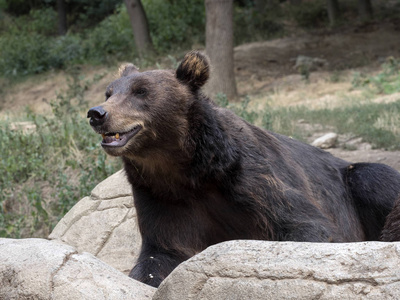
[381,198,400,241]
[87,51,400,288]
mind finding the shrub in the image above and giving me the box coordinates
[143,0,205,53]
[352,57,400,94]
[285,0,328,28]
[234,2,283,45]
[0,69,121,238]
[82,5,135,63]
[0,33,52,75]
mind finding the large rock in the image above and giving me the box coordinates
[49,169,141,274]
[311,132,338,149]
[154,240,400,299]
[0,238,155,300]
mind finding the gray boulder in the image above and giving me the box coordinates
[154,240,400,300]
[49,169,141,274]
[311,132,338,149]
[0,238,155,300]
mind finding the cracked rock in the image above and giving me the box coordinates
[154,240,400,300]
[49,169,141,274]
[0,238,155,300]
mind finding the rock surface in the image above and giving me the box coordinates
[311,132,338,149]
[154,240,400,300]
[0,238,155,300]
[49,169,141,274]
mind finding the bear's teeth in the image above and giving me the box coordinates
[115,133,120,139]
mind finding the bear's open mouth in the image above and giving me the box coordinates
[100,124,142,148]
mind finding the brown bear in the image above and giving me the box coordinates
[381,197,400,241]
[87,51,400,288]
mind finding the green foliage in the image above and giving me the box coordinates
[70,0,123,28]
[0,32,86,76]
[143,0,205,53]
[0,4,136,76]
[82,4,136,63]
[0,69,121,238]
[48,34,85,68]
[0,7,57,35]
[26,8,58,36]
[0,6,80,76]
[0,0,7,10]
[352,57,400,94]
[215,93,273,131]
[3,0,121,26]
[285,0,328,28]
[329,71,342,83]
[215,93,230,108]
[234,2,283,45]
[0,33,52,75]
[3,0,35,16]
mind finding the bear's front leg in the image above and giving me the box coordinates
[129,241,188,287]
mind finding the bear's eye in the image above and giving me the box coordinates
[134,88,148,97]
[105,92,111,100]
[105,89,113,100]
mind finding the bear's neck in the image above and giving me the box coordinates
[185,97,241,184]
[123,95,240,192]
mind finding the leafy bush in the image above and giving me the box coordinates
[143,0,205,53]
[71,0,123,29]
[0,4,137,76]
[0,33,52,75]
[48,34,85,68]
[0,7,58,35]
[234,2,283,45]
[26,8,58,36]
[0,32,86,76]
[82,5,136,63]
[285,0,328,28]
[0,69,121,238]
[352,57,400,94]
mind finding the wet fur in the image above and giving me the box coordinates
[88,51,400,287]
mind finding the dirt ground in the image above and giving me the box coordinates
[236,21,400,171]
[2,21,400,170]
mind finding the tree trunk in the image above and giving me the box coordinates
[124,0,154,57]
[56,0,67,35]
[205,0,237,100]
[326,0,340,26]
[358,0,373,20]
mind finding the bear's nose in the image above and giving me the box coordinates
[87,106,108,127]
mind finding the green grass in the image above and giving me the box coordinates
[0,70,121,238]
[217,58,400,151]
[254,58,400,149]
[268,100,400,150]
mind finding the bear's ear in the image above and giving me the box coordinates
[119,63,139,77]
[176,51,210,91]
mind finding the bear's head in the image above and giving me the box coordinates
[87,51,210,159]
